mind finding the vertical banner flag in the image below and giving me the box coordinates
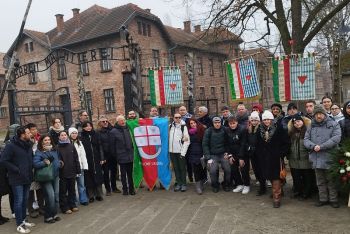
[272,55,315,101]
[226,57,260,100]
[148,67,184,107]
[128,118,171,190]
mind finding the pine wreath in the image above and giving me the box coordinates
[328,138,350,193]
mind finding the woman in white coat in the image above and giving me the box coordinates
[68,127,89,206]
[169,113,190,192]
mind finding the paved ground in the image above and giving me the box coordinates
[1,179,350,234]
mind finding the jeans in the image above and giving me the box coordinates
[102,157,119,192]
[76,171,89,204]
[41,177,59,219]
[11,184,30,226]
[59,178,77,212]
[209,154,231,189]
[170,153,187,186]
[231,158,250,186]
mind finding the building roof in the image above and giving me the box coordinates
[47,3,172,48]
[194,27,243,44]
[240,48,273,63]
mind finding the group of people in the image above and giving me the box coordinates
[0,110,135,233]
[169,97,346,210]
[0,96,349,233]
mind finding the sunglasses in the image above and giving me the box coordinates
[101,120,108,123]
[174,117,181,119]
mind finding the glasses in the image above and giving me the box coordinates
[174,117,181,119]
[101,120,108,123]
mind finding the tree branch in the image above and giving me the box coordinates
[302,0,330,37]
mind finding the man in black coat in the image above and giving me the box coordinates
[0,148,11,225]
[97,116,121,195]
[197,106,212,128]
[0,126,35,232]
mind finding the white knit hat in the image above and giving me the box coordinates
[249,111,260,121]
[262,110,274,120]
[68,127,78,136]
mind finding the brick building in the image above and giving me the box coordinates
[0,52,10,128]
[3,3,248,130]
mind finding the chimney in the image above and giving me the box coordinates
[194,25,201,33]
[145,8,151,13]
[183,21,191,33]
[55,14,64,34]
[72,8,81,31]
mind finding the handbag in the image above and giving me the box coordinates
[280,159,287,180]
[34,164,54,182]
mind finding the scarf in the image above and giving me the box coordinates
[189,128,197,135]
[260,123,276,143]
[43,144,53,151]
[50,125,64,133]
[59,138,70,144]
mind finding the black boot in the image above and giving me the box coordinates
[256,186,266,196]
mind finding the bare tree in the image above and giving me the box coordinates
[202,0,350,54]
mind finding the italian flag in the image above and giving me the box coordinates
[127,118,171,190]
[272,57,291,102]
[226,58,260,100]
[148,68,184,107]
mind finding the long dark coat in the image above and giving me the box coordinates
[0,163,10,196]
[80,130,104,188]
[256,124,290,180]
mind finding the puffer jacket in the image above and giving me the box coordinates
[33,149,60,178]
[202,126,226,159]
[0,136,33,186]
[304,116,341,169]
[287,117,312,169]
[169,121,190,156]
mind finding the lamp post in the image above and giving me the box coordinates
[333,20,350,104]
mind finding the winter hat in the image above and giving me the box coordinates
[262,110,274,120]
[313,105,327,116]
[68,127,78,136]
[252,104,263,113]
[291,114,303,123]
[249,111,260,121]
[212,116,221,122]
[287,102,298,111]
[271,103,282,111]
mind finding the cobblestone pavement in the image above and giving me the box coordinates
[1,180,350,234]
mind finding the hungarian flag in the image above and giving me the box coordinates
[226,57,260,100]
[127,118,171,190]
[148,68,183,107]
[272,55,315,101]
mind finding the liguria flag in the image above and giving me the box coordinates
[272,55,315,102]
[127,118,171,190]
[148,68,184,107]
[226,57,260,100]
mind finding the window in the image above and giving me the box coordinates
[210,86,216,97]
[209,59,214,76]
[221,87,225,102]
[24,42,34,53]
[137,21,142,34]
[199,87,205,98]
[100,48,112,72]
[197,57,203,75]
[0,107,7,118]
[79,53,89,76]
[152,50,160,67]
[85,91,93,115]
[28,63,37,84]
[219,59,224,77]
[169,53,176,66]
[104,89,115,112]
[57,58,67,79]
[142,23,147,36]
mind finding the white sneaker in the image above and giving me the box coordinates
[242,186,250,194]
[267,181,272,188]
[233,185,244,193]
[17,224,30,233]
[23,221,36,228]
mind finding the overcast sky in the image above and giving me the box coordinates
[0,0,208,52]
